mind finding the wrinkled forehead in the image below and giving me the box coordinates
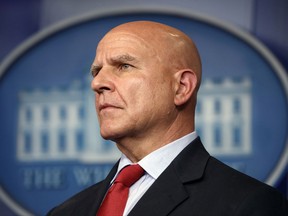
[97,31,152,52]
[94,22,194,68]
[97,21,192,51]
[95,30,164,64]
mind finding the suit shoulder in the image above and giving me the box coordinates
[205,157,288,214]
[207,156,276,191]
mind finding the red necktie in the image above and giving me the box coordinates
[97,164,145,216]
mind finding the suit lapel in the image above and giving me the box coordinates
[128,164,189,216]
[73,161,120,216]
[128,138,210,216]
[92,161,120,213]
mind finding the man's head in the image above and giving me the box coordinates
[91,21,202,160]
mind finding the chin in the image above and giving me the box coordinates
[100,130,122,141]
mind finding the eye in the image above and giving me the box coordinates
[91,70,98,77]
[120,64,132,70]
[90,65,101,77]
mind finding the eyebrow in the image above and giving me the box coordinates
[90,54,138,77]
[110,54,137,64]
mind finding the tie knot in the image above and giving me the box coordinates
[114,164,145,187]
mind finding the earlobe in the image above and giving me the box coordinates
[174,69,197,106]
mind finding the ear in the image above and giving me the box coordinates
[174,69,198,106]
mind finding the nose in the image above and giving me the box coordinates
[91,68,115,94]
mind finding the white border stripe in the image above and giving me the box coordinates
[0,6,287,215]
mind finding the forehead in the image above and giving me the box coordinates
[96,31,154,57]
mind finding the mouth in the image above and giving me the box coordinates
[99,103,120,112]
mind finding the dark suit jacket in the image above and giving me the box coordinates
[47,137,288,216]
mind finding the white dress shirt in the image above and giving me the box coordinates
[110,132,198,216]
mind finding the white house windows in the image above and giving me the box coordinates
[41,131,49,153]
[58,130,66,152]
[76,130,84,152]
[214,124,222,147]
[59,106,67,121]
[42,106,49,122]
[232,125,242,147]
[214,99,221,115]
[24,131,32,153]
[233,98,241,114]
[25,108,32,123]
[78,105,85,120]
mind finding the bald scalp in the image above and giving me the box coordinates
[103,21,202,90]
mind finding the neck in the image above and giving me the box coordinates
[115,120,194,163]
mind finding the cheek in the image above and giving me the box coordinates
[94,95,100,114]
[119,77,151,110]
[127,82,152,106]
[127,78,174,113]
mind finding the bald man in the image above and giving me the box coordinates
[47,21,288,216]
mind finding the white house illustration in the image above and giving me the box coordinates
[16,76,252,162]
[16,78,120,162]
[196,77,252,155]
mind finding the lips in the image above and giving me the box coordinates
[98,103,121,111]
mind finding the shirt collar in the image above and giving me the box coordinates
[115,132,198,181]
